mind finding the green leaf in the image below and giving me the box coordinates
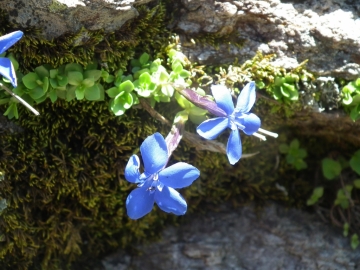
[35,65,50,78]
[350,150,360,175]
[273,86,283,100]
[342,91,353,105]
[179,69,191,78]
[161,84,174,97]
[42,77,49,92]
[106,87,120,98]
[158,70,169,83]
[172,61,183,74]
[322,158,341,180]
[134,68,150,79]
[119,80,134,93]
[274,77,286,87]
[297,149,307,159]
[66,85,76,101]
[189,114,207,125]
[279,144,289,154]
[138,72,152,86]
[306,187,323,206]
[289,139,300,149]
[105,75,115,83]
[85,84,102,101]
[3,103,18,119]
[85,61,98,70]
[283,83,296,92]
[75,88,85,100]
[22,73,39,89]
[350,105,360,121]
[294,159,307,170]
[82,78,95,88]
[174,110,189,124]
[84,70,101,81]
[65,63,83,73]
[351,234,359,250]
[29,86,46,100]
[68,71,83,86]
[189,106,207,116]
[49,89,58,103]
[139,53,150,66]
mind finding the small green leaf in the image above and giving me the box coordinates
[106,87,120,98]
[349,150,360,175]
[161,84,174,97]
[306,186,323,206]
[119,80,134,93]
[84,70,101,81]
[82,78,95,88]
[22,73,39,89]
[189,106,207,116]
[289,139,300,149]
[49,89,58,103]
[65,63,83,73]
[68,71,83,86]
[279,144,289,154]
[172,61,183,74]
[85,84,102,101]
[351,234,359,250]
[294,159,307,170]
[138,72,152,86]
[139,53,150,66]
[322,158,342,180]
[29,87,46,100]
[3,102,18,119]
[35,65,50,78]
[75,88,85,100]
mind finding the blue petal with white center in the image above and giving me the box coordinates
[124,132,200,219]
[211,84,234,115]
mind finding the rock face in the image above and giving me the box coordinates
[174,0,360,80]
[101,203,360,270]
[1,0,154,39]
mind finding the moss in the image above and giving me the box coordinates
[48,0,68,13]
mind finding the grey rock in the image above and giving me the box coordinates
[101,203,360,270]
[174,0,360,80]
[1,0,154,39]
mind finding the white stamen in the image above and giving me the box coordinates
[252,132,266,141]
[258,128,278,138]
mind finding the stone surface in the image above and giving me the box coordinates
[101,203,360,270]
[1,0,154,39]
[174,0,360,80]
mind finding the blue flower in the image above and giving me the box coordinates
[0,31,23,87]
[197,82,261,165]
[124,132,200,219]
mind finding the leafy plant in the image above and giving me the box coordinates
[322,158,342,180]
[279,139,307,170]
[341,78,360,121]
[271,74,299,102]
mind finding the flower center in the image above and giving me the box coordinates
[229,111,245,131]
[139,173,163,193]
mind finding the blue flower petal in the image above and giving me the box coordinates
[236,81,256,113]
[237,113,261,135]
[126,185,155,219]
[154,186,187,215]
[227,129,241,165]
[211,84,234,115]
[0,31,23,54]
[159,162,200,188]
[197,117,229,140]
[140,132,168,175]
[0,58,17,87]
[124,155,141,183]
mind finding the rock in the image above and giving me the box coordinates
[174,0,360,80]
[101,203,360,270]
[1,0,154,39]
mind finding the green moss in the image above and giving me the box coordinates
[48,0,68,13]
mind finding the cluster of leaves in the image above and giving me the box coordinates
[341,78,360,121]
[279,139,307,170]
[270,74,300,102]
[307,150,360,249]
[0,61,107,118]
